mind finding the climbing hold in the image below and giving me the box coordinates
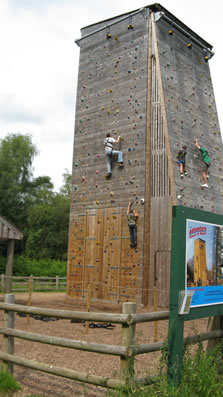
[82,176,86,182]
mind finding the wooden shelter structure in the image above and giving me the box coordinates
[67,4,223,306]
[0,216,23,293]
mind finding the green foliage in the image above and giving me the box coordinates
[59,168,72,198]
[12,256,67,277]
[109,343,223,397]
[0,133,38,232]
[26,193,70,260]
[0,370,21,392]
[0,133,71,262]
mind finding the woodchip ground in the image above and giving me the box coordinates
[0,293,208,397]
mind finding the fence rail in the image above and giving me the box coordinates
[0,275,66,293]
[0,295,222,391]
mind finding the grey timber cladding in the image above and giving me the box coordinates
[0,216,23,240]
[155,17,223,214]
[72,10,149,213]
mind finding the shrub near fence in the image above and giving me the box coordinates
[0,295,223,391]
[0,275,66,293]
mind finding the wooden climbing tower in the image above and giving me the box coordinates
[67,4,223,307]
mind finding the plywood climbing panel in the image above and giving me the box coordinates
[102,208,122,301]
[120,212,143,302]
[67,213,85,297]
[83,209,104,298]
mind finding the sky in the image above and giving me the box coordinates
[0,0,222,191]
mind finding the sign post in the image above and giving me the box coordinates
[168,206,223,386]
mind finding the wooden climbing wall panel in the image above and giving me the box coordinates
[67,207,143,303]
[67,213,85,297]
[102,208,122,301]
[120,212,143,302]
[83,209,104,298]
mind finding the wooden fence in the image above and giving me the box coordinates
[0,294,223,390]
[0,275,66,293]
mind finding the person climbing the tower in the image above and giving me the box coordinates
[194,139,211,188]
[127,201,138,248]
[104,132,124,178]
[177,145,187,178]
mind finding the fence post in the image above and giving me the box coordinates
[5,240,14,293]
[56,275,59,290]
[27,275,33,324]
[120,302,136,381]
[1,274,4,293]
[2,294,15,375]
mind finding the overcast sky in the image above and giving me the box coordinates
[1,0,222,191]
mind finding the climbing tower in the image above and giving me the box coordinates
[67,4,223,307]
[194,239,207,286]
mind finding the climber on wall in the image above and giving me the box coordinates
[104,133,124,178]
[127,201,138,248]
[194,139,211,188]
[177,145,187,178]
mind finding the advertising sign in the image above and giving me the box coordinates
[186,219,223,307]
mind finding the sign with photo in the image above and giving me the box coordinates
[186,219,223,307]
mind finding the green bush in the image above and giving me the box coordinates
[0,255,67,277]
[13,255,67,277]
[109,342,223,396]
[0,370,21,392]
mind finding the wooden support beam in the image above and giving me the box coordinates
[143,12,153,307]
[5,240,14,294]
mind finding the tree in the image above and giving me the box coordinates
[0,133,71,260]
[25,192,70,260]
[59,169,72,198]
[0,133,38,229]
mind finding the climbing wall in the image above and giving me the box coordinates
[67,4,223,307]
[67,9,148,304]
[155,15,223,213]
